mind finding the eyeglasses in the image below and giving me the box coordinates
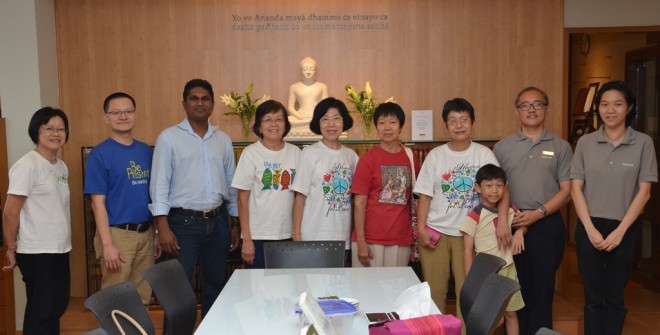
[106,109,136,117]
[446,118,471,127]
[262,117,285,125]
[320,117,343,125]
[41,125,68,135]
[517,102,546,111]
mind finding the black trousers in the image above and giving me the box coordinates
[16,253,70,335]
[576,218,640,335]
[514,211,565,335]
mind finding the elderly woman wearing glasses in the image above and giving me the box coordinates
[413,98,509,323]
[291,97,359,262]
[3,107,71,335]
[231,100,301,269]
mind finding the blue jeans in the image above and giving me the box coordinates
[576,217,640,335]
[166,208,231,318]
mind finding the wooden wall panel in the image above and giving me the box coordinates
[55,0,564,296]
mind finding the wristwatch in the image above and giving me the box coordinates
[538,206,547,217]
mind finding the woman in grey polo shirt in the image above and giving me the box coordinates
[571,81,658,335]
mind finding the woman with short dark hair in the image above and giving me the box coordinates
[291,98,358,261]
[231,100,300,268]
[571,81,658,335]
[351,102,419,267]
[3,107,71,335]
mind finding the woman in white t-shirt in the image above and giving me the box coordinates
[231,100,301,269]
[291,98,359,261]
[3,107,71,335]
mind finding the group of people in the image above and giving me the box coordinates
[2,79,656,335]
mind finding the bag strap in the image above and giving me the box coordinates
[403,146,416,186]
[111,309,148,335]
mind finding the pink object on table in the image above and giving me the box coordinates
[369,314,462,335]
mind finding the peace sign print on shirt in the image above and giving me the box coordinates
[440,163,479,211]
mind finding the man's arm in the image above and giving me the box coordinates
[512,180,571,228]
[149,133,178,255]
[90,194,124,272]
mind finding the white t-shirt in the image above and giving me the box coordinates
[413,142,499,236]
[231,141,301,239]
[291,141,359,249]
[8,150,71,253]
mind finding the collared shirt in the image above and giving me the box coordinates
[149,118,238,217]
[570,126,658,221]
[493,128,573,209]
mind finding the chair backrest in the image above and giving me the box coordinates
[83,281,155,335]
[83,328,109,335]
[535,327,562,335]
[264,240,345,269]
[459,253,507,319]
[465,273,521,335]
[141,259,198,335]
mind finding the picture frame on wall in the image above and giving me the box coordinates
[570,119,588,143]
[583,82,599,114]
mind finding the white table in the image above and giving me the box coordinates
[195,267,425,335]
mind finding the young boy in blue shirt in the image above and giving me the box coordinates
[460,164,526,335]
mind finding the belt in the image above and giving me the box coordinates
[170,204,226,219]
[111,222,151,233]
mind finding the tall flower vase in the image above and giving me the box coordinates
[240,115,252,139]
[362,114,374,138]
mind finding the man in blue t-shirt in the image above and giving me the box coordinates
[84,92,157,304]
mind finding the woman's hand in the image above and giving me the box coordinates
[585,227,605,250]
[357,240,373,266]
[601,227,626,252]
[3,250,16,271]
[417,227,436,250]
[242,239,256,265]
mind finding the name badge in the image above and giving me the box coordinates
[542,151,555,157]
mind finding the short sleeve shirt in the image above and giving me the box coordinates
[413,142,499,236]
[231,141,301,239]
[291,142,359,249]
[460,205,516,266]
[570,126,658,220]
[350,145,419,245]
[493,129,573,209]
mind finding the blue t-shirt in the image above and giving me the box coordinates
[84,138,153,225]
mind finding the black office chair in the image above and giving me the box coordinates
[142,259,198,335]
[84,281,156,335]
[465,273,521,335]
[82,328,109,335]
[459,253,507,320]
[264,240,345,269]
[535,327,562,335]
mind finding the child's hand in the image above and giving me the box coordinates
[512,230,525,255]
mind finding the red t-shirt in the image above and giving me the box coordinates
[351,145,420,245]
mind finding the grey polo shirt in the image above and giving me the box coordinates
[570,126,658,221]
[494,128,573,209]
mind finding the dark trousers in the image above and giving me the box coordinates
[575,217,640,335]
[16,253,70,335]
[514,211,565,335]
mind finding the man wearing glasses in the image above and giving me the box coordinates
[84,92,157,304]
[493,87,573,334]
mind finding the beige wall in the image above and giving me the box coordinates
[565,0,660,28]
[0,0,60,330]
[53,0,565,296]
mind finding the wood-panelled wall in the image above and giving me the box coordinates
[54,0,564,296]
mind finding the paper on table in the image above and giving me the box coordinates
[392,282,442,319]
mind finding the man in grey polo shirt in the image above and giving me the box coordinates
[493,87,573,334]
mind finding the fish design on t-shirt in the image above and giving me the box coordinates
[261,168,272,190]
[281,170,291,190]
[272,169,282,190]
